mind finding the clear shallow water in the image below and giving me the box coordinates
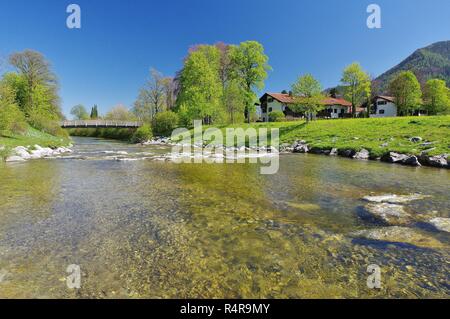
[0,137,449,298]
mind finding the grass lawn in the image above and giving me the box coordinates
[0,127,71,160]
[203,115,450,157]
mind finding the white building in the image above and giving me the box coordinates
[371,96,397,118]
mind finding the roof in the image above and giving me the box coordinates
[262,93,352,107]
[374,95,395,103]
[265,93,296,104]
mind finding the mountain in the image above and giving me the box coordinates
[373,40,450,94]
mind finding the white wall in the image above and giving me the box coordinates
[371,99,397,118]
[325,105,348,118]
[261,99,285,122]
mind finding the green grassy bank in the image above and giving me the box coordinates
[202,116,450,157]
[0,127,71,160]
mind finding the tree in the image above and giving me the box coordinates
[176,45,223,124]
[329,88,338,98]
[230,41,271,122]
[291,74,325,122]
[389,71,422,116]
[341,62,371,117]
[105,105,136,121]
[223,79,246,123]
[9,50,60,117]
[423,79,450,115]
[90,105,99,119]
[70,104,90,120]
[0,78,27,134]
[133,68,169,122]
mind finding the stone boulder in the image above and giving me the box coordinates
[429,218,450,233]
[292,140,309,153]
[361,203,411,225]
[418,154,449,168]
[353,149,370,160]
[338,149,356,158]
[362,193,430,204]
[409,136,423,143]
[329,148,338,156]
[13,146,31,159]
[351,227,444,249]
[381,152,421,166]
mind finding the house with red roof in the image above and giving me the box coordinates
[258,92,359,122]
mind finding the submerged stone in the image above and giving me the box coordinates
[352,227,444,249]
[362,193,430,204]
[429,218,450,233]
[362,203,411,225]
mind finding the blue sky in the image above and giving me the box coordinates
[0,0,449,117]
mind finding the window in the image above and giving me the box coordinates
[268,97,274,103]
[268,107,273,112]
[334,109,338,113]
[377,101,387,106]
[379,109,385,114]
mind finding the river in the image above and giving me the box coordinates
[0,137,449,298]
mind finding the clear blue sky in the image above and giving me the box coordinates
[1,0,449,117]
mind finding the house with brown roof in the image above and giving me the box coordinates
[259,93,358,122]
[370,96,397,118]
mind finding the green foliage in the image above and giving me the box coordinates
[389,71,422,116]
[70,104,90,120]
[28,109,68,137]
[176,45,223,124]
[152,111,179,137]
[423,79,450,115]
[90,105,99,119]
[0,80,27,135]
[68,128,135,141]
[341,63,371,117]
[291,74,325,121]
[268,111,286,122]
[131,124,153,143]
[105,105,137,121]
[230,41,271,122]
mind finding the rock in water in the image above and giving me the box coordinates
[353,149,370,160]
[292,141,309,153]
[352,227,444,248]
[362,203,411,225]
[362,193,430,204]
[429,218,450,233]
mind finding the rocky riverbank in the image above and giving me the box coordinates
[141,137,450,169]
[3,145,73,162]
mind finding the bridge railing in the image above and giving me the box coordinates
[60,120,142,128]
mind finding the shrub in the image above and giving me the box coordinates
[269,111,286,122]
[0,102,27,135]
[28,110,68,138]
[152,111,179,137]
[131,124,153,143]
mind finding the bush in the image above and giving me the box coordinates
[28,111,68,138]
[0,103,27,135]
[269,111,286,122]
[131,124,153,143]
[152,111,179,137]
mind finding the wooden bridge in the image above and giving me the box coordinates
[60,120,142,129]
